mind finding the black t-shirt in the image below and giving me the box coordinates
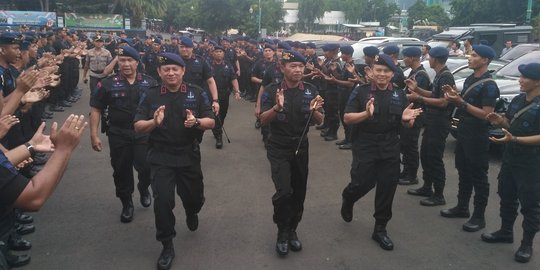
[90,73,158,128]
[345,82,408,134]
[261,81,319,138]
[0,152,29,239]
[262,62,283,87]
[182,55,213,88]
[427,66,455,113]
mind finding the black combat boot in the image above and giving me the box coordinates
[288,221,302,252]
[138,183,151,208]
[462,209,485,232]
[120,197,134,223]
[372,224,394,251]
[216,135,223,149]
[157,240,175,270]
[275,224,289,256]
[440,204,470,218]
[340,197,354,223]
[515,231,535,263]
[407,185,433,197]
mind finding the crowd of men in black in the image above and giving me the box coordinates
[0,23,540,270]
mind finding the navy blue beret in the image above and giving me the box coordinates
[292,41,301,48]
[46,31,54,38]
[119,37,132,46]
[38,32,47,39]
[518,63,540,80]
[340,45,354,55]
[306,42,316,49]
[278,42,291,50]
[153,38,162,45]
[117,46,140,61]
[402,47,422,57]
[93,35,104,42]
[179,36,193,48]
[209,40,218,47]
[158,53,185,67]
[429,46,449,59]
[281,50,306,64]
[298,42,307,49]
[264,43,275,51]
[383,45,399,55]
[20,41,31,51]
[363,46,380,57]
[248,39,257,45]
[68,29,77,35]
[472,45,496,60]
[373,54,398,73]
[273,39,280,45]
[0,32,22,45]
[322,43,339,51]
[213,45,224,51]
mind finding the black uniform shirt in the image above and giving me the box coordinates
[262,62,284,87]
[211,61,237,92]
[458,71,499,117]
[0,152,29,239]
[182,55,213,88]
[134,83,213,148]
[143,51,161,78]
[91,73,158,128]
[345,82,408,134]
[408,65,431,110]
[428,66,455,112]
[505,94,540,137]
[224,47,237,71]
[261,81,318,138]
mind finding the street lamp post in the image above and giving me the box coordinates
[526,0,533,24]
[258,0,262,37]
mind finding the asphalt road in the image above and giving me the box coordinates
[17,81,539,270]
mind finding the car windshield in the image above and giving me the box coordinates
[496,51,540,78]
[427,40,451,49]
[499,45,539,61]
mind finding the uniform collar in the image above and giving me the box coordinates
[160,83,187,95]
[280,80,304,91]
[370,81,393,91]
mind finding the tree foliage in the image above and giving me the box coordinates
[450,0,540,26]
[341,0,399,26]
[297,0,327,32]
[407,0,450,29]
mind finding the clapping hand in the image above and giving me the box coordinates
[153,105,165,127]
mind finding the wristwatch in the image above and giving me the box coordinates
[24,142,36,157]
[192,118,201,128]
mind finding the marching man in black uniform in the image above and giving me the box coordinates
[90,46,158,223]
[134,53,214,270]
[340,54,423,251]
[210,45,241,149]
[482,63,540,263]
[260,50,324,256]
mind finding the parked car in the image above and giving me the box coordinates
[499,44,540,62]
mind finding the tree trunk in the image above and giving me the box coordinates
[39,0,44,11]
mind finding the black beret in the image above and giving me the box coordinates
[117,46,140,61]
[363,46,379,57]
[402,47,422,57]
[428,46,449,59]
[278,42,291,50]
[281,50,306,64]
[472,45,496,60]
[383,45,399,55]
[0,32,23,45]
[119,37,132,46]
[373,54,397,72]
[38,32,47,39]
[179,36,193,48]
[292,41,301,48]
[152,38,162,45]
[213,45,224,51]
[340,45,354,55]
[518,63,540,80]
[306,42,316,49]
[248,39,257,45]
[322,43,339,51]
[158,53,185,67]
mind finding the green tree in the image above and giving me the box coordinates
[341,0,399,26]
[297,0,326,32]
[407,0,450,29]
[450,0,540,26]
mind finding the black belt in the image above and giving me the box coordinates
[151,142,196,154]
[426,108,447,115]
[357,130,398,140]
[91,70,104,74]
